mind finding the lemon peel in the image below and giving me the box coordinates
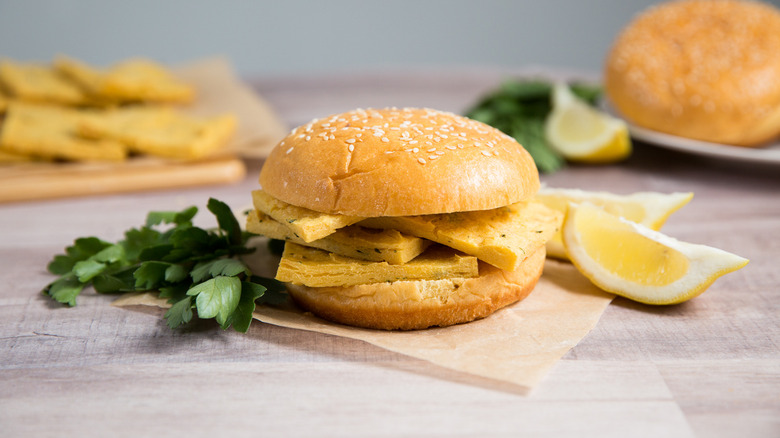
[535,187,693,259]
[562,202,748,305]
[545,83,631,163]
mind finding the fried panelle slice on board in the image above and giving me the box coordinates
[0,103,126,162]
[54,55,194,103]
[0,60,87,105]
[79,106,236,159]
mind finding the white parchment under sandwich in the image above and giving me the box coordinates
[114,255,613,392]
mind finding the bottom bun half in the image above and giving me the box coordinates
[285,246,546,330]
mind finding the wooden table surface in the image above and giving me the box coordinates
[2,69,778,438]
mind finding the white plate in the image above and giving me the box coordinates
[600,100,780,165]
[627,124,780,165]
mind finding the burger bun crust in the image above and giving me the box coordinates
[285,247,546,330]
[604,0,780,147]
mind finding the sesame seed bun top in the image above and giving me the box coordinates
[604,0,780,147]
[258,107,539,217]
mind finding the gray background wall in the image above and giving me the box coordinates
[2,0,779,78]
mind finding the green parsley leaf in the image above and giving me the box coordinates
[187,276,242,329]
[43,198,281,333]
[44,276,85,307]
[92,270,136,294]
[191,258,250,283]
[94,244,126,264]
[250,275,288,306]
[68,237,113,260]
[146,206,198,227]
[138,244,174,262]
[134,261,171,290]
[168,226,214,254]
[207,198,242,246]
[227,281,267,333]
[164,264,188,283]
[47,254,79,276]
[158,283,190,302]
[164,296,194,329]
[73,259,108,283]
[122,227,162,261]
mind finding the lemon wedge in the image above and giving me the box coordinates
[536,187,694,259]
[562,202,748,305]
[545,83,631,162]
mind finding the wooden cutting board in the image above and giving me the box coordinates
[0,156,246,203]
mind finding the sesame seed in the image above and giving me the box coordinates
[305,136,311,141]
[348,144,355,152]
[286,147,294,154]
[346,139,356,143]
[481,150,492,157]
[381,137,389,142]
[417,157,426,164]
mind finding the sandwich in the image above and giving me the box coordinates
[604,0,780,147]
[246,107,561,330]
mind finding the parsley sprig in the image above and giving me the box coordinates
[43,198,286,333]
[464,79,602,173]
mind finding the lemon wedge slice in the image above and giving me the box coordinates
[562,202,748,305]
[536,187,694,259]
[545,83,631,162]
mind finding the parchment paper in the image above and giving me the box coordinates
[173,57,288,157]
[114,250,614,391]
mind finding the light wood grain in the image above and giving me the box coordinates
[0,156,246,203]
[1,69,779,438]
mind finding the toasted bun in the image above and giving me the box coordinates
[259,108,539,217]
[604,0,780,146]
[285,246,545,330]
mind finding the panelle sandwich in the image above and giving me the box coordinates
[246,107,561,330]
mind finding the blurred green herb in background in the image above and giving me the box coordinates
[465,79,602,173]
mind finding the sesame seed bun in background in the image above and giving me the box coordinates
[604,0,780,147]
[253,108,558,330]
